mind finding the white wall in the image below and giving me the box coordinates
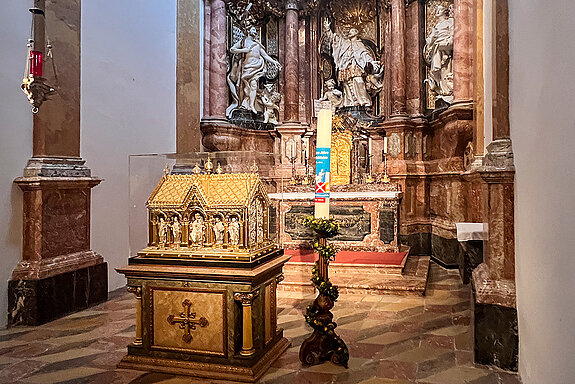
[0,1,34,328]
[511,1,575,383]
[82,0,176,292]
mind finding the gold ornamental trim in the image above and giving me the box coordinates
[147,173,270,209]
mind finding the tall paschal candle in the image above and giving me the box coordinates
[314,108,332,219]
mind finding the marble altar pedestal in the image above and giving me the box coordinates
[116,252,290,383]
[270,188,403,253]
[269,185,430,295]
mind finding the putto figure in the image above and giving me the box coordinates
[319,79,343,112]
[424,5,454,104]
[322,19,383,107]
[227,26,281,116]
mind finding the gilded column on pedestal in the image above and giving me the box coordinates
[127,286,143,346]
[234,290,260,356]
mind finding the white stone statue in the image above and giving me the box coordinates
[259,83,281,124]
[228,216,240,246]
[172,216,182,245]
[189,213,206,246]
[318,79,343,112]
[213,216,225,245]
[424,5,454,104]
[227,26,282,117]
[321,20,383,107]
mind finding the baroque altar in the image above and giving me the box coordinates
[117,169,290,382]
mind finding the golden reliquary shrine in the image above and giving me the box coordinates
[116,171,290,382]
[141,172,277,263]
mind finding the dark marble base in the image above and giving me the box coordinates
[473,299,518,372]
[401,232,431,256]
[8,262,108,326]
[431,234,462,268]
[401,232,461,269]
[229,108,275,130]
[457,240,483,284]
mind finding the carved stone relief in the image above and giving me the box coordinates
[388,133,401,159]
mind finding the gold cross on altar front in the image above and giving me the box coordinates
[167,299,209,343]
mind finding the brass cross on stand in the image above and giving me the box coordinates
[167,299,209,343]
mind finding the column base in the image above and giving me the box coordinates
[200,118,275,152]
[457,240,483,284]
[23,157,92,177]
[8,262,108,326]
[472,263,518,371]
[473,297,518,371]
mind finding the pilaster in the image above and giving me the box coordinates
[9,0,107,326]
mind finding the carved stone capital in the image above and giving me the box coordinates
[234,289,260,306]
[127,286,142,298]
[481,138,515,172]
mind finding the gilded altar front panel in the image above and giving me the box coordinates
[150,287,227,356]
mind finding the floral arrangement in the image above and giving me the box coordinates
[302,216,340,239]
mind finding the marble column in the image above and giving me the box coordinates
[453,0,474,104]
[473,0,517,371]
[283,0,300,123]
[10,0,107,327]
[203,0,211,118]
[209,0,228,119]
[405,0,425,117]
[390,0,408,117]
[491,0,510,140]
[177,0,202,152]
[473,0,485,158]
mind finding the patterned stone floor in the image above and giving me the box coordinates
[0,263,521,384]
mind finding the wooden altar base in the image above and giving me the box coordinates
[279,252,431,296]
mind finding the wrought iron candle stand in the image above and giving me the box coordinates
[299,217,349,368]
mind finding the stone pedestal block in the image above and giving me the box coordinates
[473,297,518,371]
[8,262,108,326]
[9,174,104,326]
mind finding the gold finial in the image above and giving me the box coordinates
[163,164,171,176]
[205,157,213,174]
[193,163,201,174]
[216,162,223,174]
[250,160,259,173]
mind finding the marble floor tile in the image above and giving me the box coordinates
[22,367,107,383]
[0,263,520,384]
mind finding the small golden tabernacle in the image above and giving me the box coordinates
[140,172,277,262]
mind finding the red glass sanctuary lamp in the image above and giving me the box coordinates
[29,50,44,77]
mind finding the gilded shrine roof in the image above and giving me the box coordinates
[146,173,268,210]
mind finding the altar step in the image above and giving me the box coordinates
[279,251,430,296]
